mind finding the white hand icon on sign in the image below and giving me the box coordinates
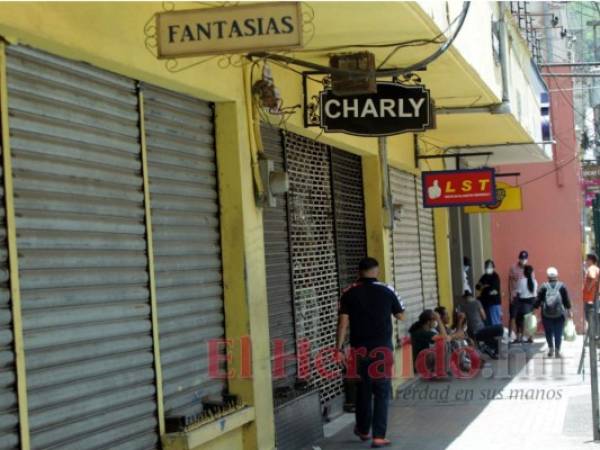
[428,180,442,199]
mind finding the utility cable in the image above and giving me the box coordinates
[246,2,471,78]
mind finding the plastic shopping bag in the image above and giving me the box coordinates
[524,312,538,336]
[563,318,576,342]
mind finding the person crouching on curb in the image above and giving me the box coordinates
[336,257,405,448]
[534,267,572,358]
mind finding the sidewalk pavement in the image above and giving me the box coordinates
[317,335,600,450]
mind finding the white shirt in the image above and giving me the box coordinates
[516,277,537,299]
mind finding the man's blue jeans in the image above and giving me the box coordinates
[355,354,392,439]
[542,315,565,351]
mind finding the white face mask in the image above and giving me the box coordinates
[485,267,494,275]
[432,321,438,329]
[520,259,528,265]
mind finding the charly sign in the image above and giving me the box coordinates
[319,82,434,137]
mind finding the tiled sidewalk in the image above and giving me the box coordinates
[317,336,600,450]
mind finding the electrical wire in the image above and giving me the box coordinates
[246,2,471,78]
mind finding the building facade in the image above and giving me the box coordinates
[0,2,548,450]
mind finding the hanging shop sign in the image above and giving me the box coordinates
[422,168,496,208]
[319,82,434,136]
[156,2,303,59]
[582,163,600,181]
[464,181,522,213]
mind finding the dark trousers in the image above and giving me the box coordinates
[474,325,503,352]
[356,356,391,439]
[542,316,565,350]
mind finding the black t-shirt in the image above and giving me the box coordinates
[476,273,501,307]
[339,277,404,351]
[410,329,436,365]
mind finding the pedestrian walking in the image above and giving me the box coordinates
[336,257,404,448]
[583,253,599,333]
[514,264,537,344]
[534,267,572,358]
[476,259,502,326]
[508,250,528,340]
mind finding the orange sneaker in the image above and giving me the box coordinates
[371,437,391,448]
[353,427,370,442]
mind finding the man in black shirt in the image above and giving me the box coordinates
[336,257,404,448]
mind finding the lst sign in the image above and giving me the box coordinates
[422,169,497,208]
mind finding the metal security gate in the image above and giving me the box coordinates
[260,125,297,395]
[142,84,225,418]
[7,46,159,449]
[285,132,342,405]
[416,178,439,311]
[330,149,367,289]
[0,112,18,448]
[390,168,423,336]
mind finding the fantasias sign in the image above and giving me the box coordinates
[422,168,497,208]
[319,82,434,136]
[156,2,303,58]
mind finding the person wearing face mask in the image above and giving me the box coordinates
[534,267,572,358]
[514,265,538,344]
[476,260,502,326]
[409,309,465,371]
[509,250,528,341]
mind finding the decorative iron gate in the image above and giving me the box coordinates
[330,149,367,290]
[284,132,343,405]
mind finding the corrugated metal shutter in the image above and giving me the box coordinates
[142,84,224,418]
[0,118,18,449]
[390,168,423,337]
[416,178,439,311]
[7,46,159,449]
[260,125,296,394]
[330,149,366,289]
[285,132,342,405]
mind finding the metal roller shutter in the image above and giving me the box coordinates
[285,132,342,405]
[416,178,439,311]
[330,149,367,290]
[260,125,296,395]
[142,84,225,417]
[390,168,423,337]
[0,123,18,449]
[7,46,159,449]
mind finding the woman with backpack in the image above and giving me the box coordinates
[534,267,572,358]
[514,265,537,344]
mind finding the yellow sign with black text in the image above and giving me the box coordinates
[464,181,522,213]
[156,2,303,59]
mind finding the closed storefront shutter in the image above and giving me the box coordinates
[7,46,159,449]
[142,84,225,417]
[260,125,297,395]
[0,137,17,448]
[416,178,439,311]
[390,168,423,336]
[285,132,342,405]
[330,149,366,289]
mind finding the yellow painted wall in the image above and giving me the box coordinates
[0,3,542,450]
[196,428,243,450]
[215,102,274,450]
